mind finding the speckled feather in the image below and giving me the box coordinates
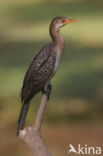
[21,43,56,103]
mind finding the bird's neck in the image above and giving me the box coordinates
[49,26,65,50]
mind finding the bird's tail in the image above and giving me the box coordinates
[17,102,30,136]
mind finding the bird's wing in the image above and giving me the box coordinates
[21,43,56,103]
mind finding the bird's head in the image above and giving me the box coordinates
[50,16,77,29]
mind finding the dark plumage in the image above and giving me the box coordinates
[17,16,76,135]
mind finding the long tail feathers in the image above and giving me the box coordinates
[17,102,30,136]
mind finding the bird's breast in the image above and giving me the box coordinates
[53,51,62,75]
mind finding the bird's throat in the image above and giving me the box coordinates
[49,25,65,50]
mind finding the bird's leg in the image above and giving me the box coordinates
[42,83,52,100]
[47,83,52,100]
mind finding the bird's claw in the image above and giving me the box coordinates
[42,84,52,100]
[47,84,52,100]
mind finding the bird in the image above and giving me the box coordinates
[17,16,76,135]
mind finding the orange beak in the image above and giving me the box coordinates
[63,19,77,25]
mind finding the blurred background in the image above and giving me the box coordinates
[0,0,103,155]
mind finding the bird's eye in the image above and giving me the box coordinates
[62,19,66,23]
